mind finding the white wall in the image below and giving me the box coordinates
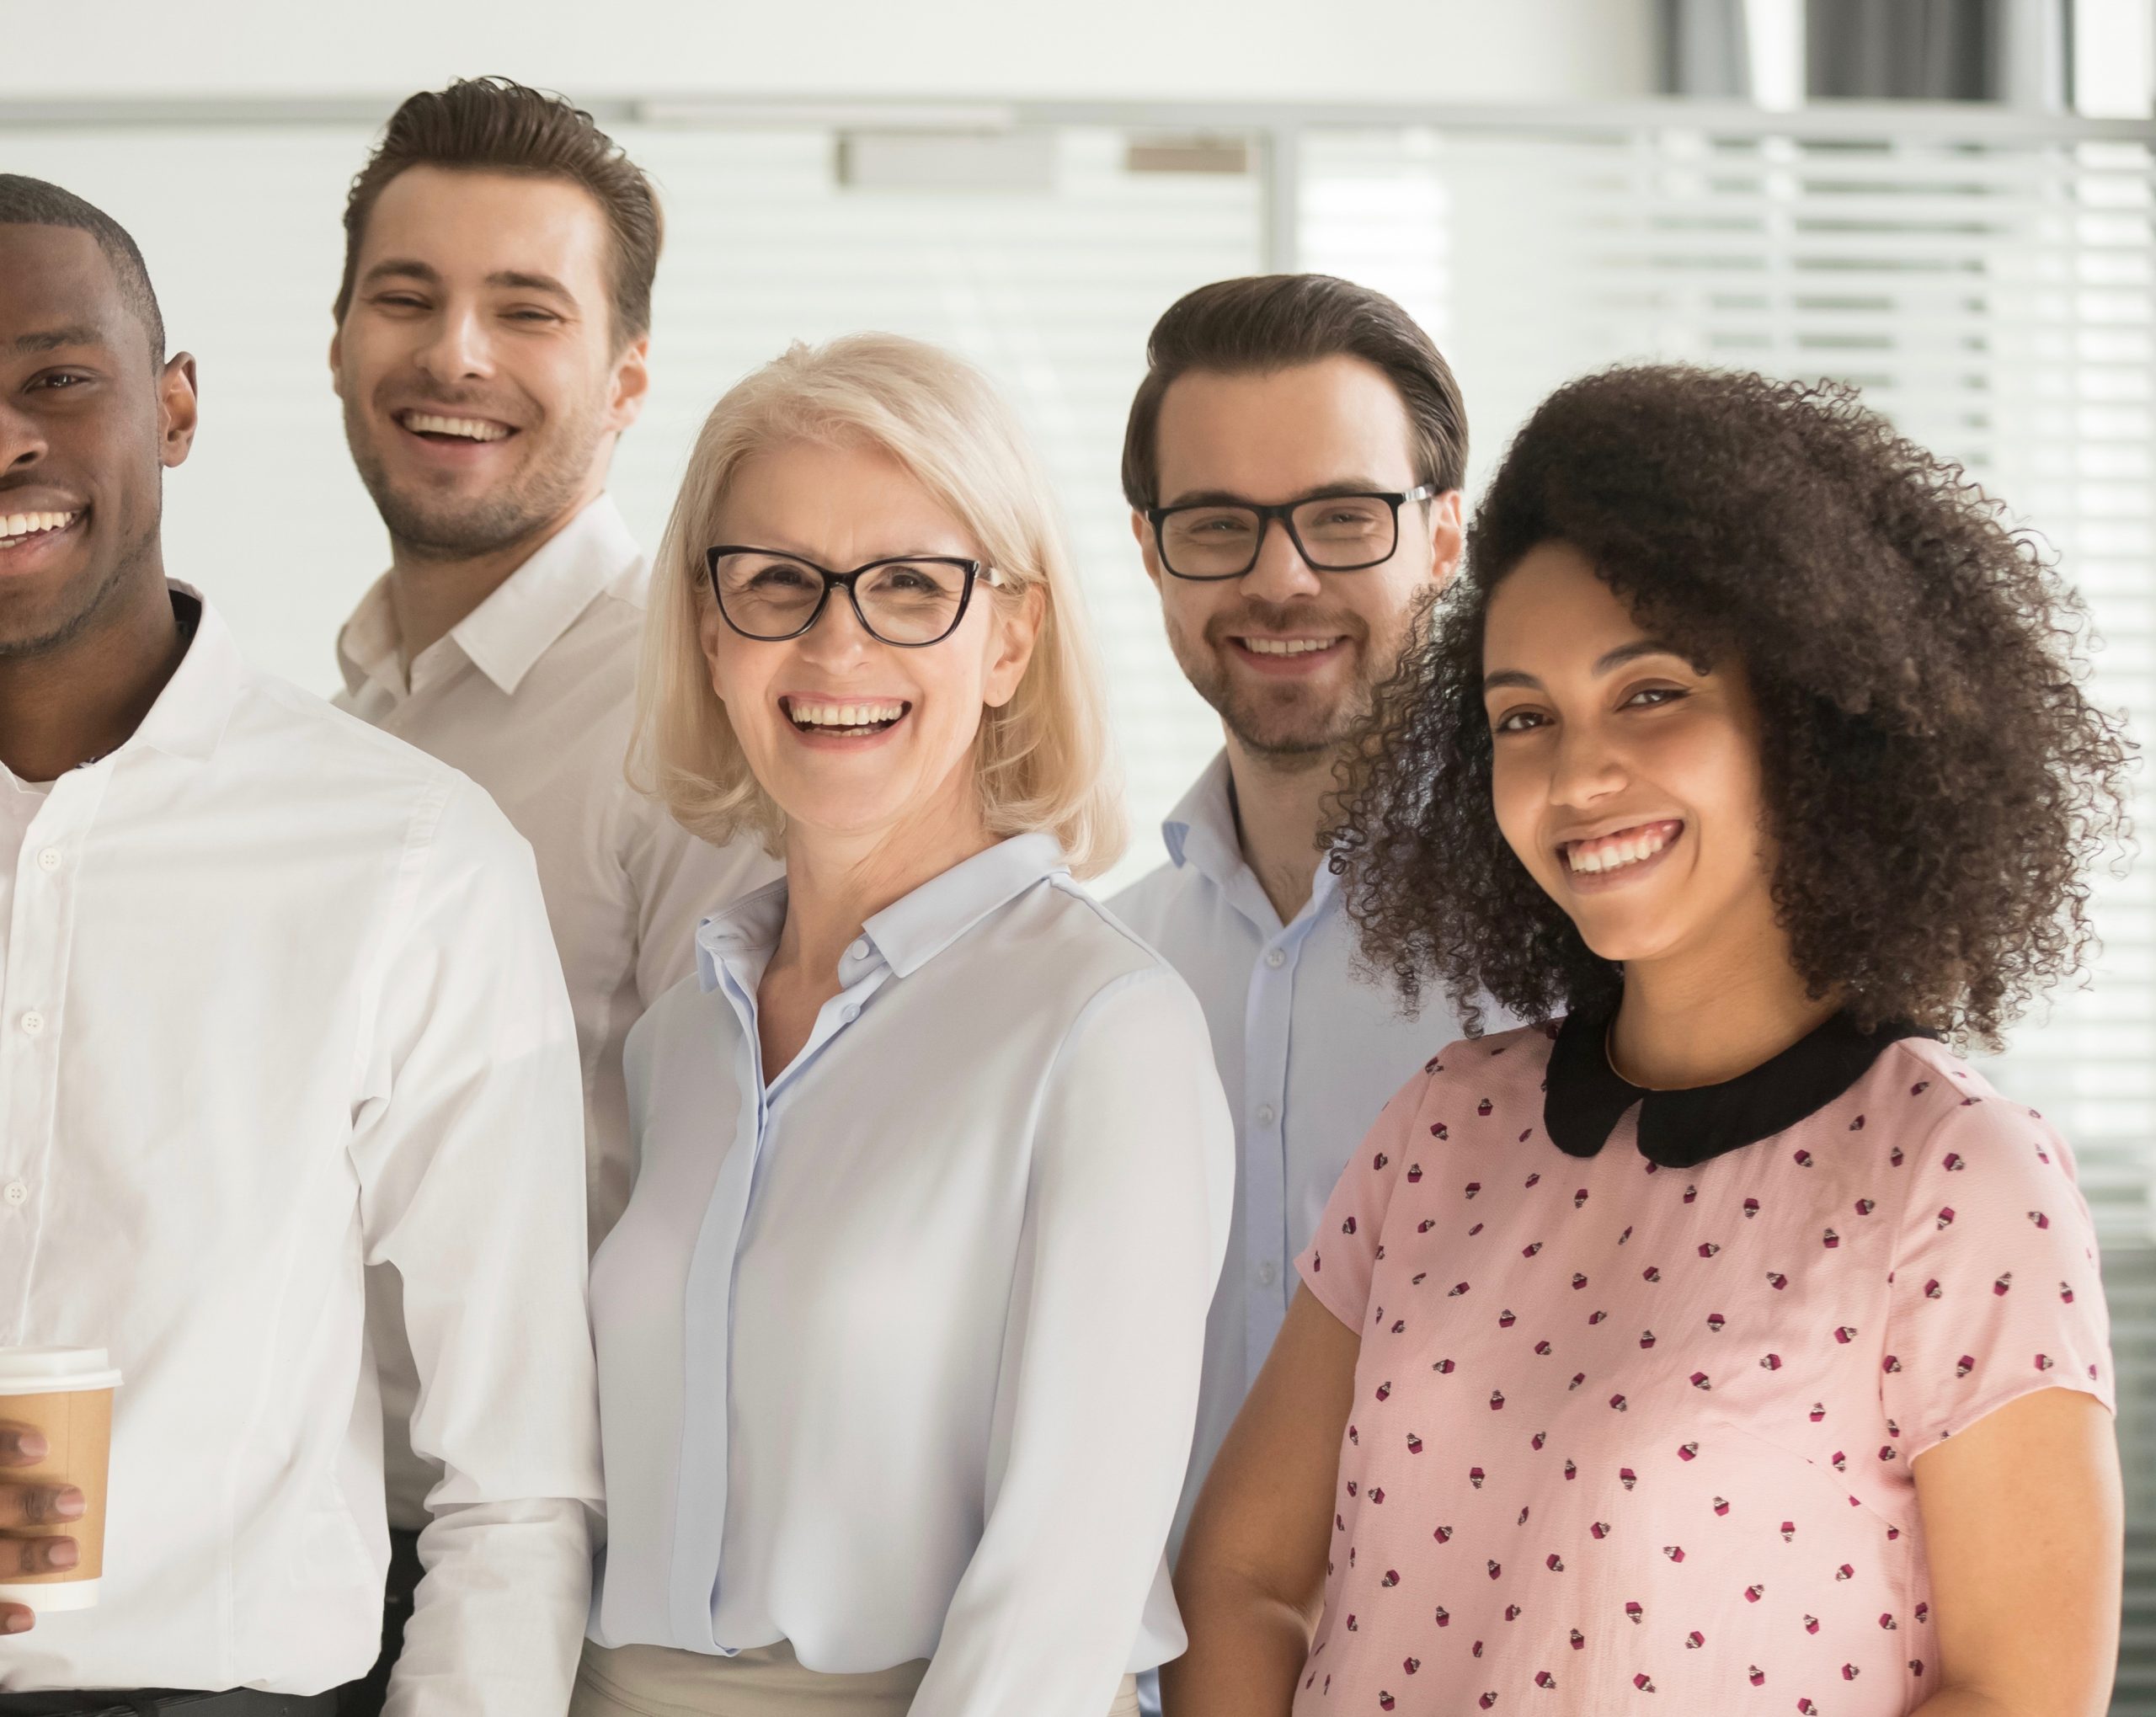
[23,0,1659,105]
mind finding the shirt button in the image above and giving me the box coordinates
[1265,949,1286,969]
[841,1004,860,1023]
[1256,1259,1279,1288]
[2,1181,26,1208]
[850,939,871,962]
[36,848,61,872]
[1256,1102,1278,1126]
[19,1011,44,1037]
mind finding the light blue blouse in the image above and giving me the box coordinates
[588,833,1234,1716]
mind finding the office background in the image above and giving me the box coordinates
[8,0,2155,1701]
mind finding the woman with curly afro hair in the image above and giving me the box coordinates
[1164,366,2132,1717]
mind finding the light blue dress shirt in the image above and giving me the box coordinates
[1111,753,1465,1551]
[588,833,1234,1714]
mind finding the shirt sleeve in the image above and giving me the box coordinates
[908,966,1233,1717]
[1880,1066,2114,1463]
[1295,1067,1428,1333]
[347,777,603,1717]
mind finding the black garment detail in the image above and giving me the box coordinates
[332,1528,422,1717]
[1543,1005,1935,1167]
[0,1693,334,1714]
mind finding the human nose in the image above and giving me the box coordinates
[0,395,49,476]
[793,579,881,665]
[1237,513,1326,605]
[412,304,494,387]
[1547,714,1629,811]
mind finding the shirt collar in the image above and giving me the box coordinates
[1543,1005,1936,1168]
[1161,749,1239,878]
[336,493,640,701]
[1159,749,1338,936]
[696,831,1070,990]
[125,584,246,765]
[694,875,791,997]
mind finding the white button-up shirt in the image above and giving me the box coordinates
[335,496,775,1528]
[1111,752,1463,1549]
[0,768,52,964]
[589,835,1233,1714]
[0,592,601,1710]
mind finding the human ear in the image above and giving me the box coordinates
[608,334,652,435]
[1427,490,1465,591]
[983,582,1046,710]
[158,354,200,469]
[1131,509,1166,595]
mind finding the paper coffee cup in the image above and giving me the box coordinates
[0,1346,121,1613]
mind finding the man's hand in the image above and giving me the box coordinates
[0,1421,81,1636]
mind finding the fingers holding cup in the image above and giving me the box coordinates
[0,1351,120,1617]
[0,1422,47,1469]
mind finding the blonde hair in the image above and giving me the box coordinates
[632,333,1126,877]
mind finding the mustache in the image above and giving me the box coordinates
[1203,600,1369,647]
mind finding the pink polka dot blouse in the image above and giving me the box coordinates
[1294,1014,2112,1715]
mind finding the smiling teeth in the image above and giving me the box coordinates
[1243,637,1339,656]
[790,701,905,728]
[403,413,510,442]
[1566,825,1675,875]
[0,510,77,544]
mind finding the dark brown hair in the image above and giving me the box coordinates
[335,77,662,344]
[1119,273,1468,508]
[1331,364,2135,1048]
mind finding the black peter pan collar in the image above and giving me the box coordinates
[1544,1006,1935,1169]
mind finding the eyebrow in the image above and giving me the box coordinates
[359,259,579,303]
[11,325,109,355]
[1481,638,1694,694]
[487,269,576,301]
[1160,477,1396,509]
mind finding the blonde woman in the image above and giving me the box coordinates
[574,334,1234,1717]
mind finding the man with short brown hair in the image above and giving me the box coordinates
[323,78,771,1713]
[1112,274,1474,1567]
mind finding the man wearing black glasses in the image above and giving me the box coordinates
[1111,274,1471,1592]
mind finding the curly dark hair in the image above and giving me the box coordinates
[1329,365,2134,1048]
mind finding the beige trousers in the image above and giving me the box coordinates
[571,1638,1144,1716]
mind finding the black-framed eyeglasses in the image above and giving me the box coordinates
[705,547,1003,648]
[1145,485,1438,581]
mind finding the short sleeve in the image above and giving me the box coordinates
[1296,1064,1428,1333]
[1881,1068,2114,1460]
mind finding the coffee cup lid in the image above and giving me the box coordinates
[0,1347,123,1394]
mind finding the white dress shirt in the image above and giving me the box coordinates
[1111,752,1465,1550]
[0,767,51,963]
[0,591,601,1711]
[588,834,1233,1716]
[335,496,775,1528]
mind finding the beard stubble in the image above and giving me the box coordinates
[1166,596,1412,761]
[344,385,612,563]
